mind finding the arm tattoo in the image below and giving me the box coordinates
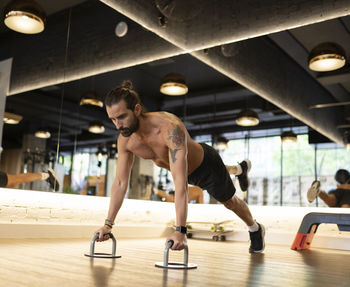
[169,148,180,163]
[168,125,185,147]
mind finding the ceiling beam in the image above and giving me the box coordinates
[3,1,183,95]
[310,101,350,109]
[3,0,349,146]
[162,84,253,109]
[104,0,346,145]
[188,119,305,137]
[102,0,350,51]
[7,91,110,124]
[191,41,343,144]
[6,0,350,96]
[317,67,350,85]
[170,97,279,119]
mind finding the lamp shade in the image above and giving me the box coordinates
[35,128,51,139]
[215,136,228,151]
[4,111,23,124]
[88,121,105,134]
[281,131,297,143]
[4,0,46,34]
[80,92,103,108]
[309,42,346,72]
[160,73,188,96]
[236,109,259,127]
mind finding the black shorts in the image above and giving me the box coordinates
[0,171,8,187]
[188,143,235,202]
[329,188,350,207]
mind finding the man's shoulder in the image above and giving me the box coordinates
[157,111,181,122]
[337,184,350,190]
[149,111,182,131]
[117,134,130,150]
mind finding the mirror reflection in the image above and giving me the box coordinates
[2,68,350,208]
[1,0,350,209]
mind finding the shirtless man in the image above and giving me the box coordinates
[95,81,265,253]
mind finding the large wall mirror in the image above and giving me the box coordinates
[1,0,350,208]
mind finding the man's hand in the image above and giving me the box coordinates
[95,225,112,242]
[166,231,187,250]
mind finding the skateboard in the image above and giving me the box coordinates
[185,220,234,241]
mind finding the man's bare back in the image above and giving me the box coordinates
[117,111,204,174]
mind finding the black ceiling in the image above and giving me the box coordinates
[1,0,350,152]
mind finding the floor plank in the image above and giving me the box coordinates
[0,238,349,287]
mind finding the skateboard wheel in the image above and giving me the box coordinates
[213,235,219,241]
[220,235,226,241]
[187,233,193,239]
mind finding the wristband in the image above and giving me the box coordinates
[105,219,114,228]
[175,226,187,234]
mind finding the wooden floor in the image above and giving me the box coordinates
[0,237,349,287]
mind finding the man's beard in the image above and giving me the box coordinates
[119,117,139,137]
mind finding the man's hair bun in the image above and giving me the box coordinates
[121,80,133,90]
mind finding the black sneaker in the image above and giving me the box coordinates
[307,180,321,203]
[47,168,61,191]
[249,222,265,253]
[236,159,251,191]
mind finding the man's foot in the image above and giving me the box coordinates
[236,159,251,191]
[47,168,61,191]
[249,222,265,253]
[307,180,320,203]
